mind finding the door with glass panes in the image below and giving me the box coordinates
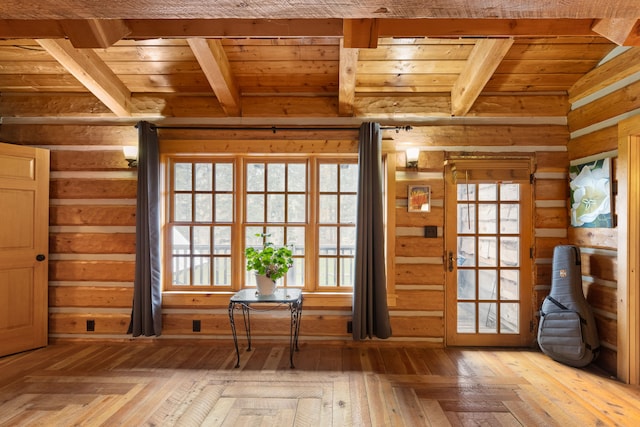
[445,159,534,346]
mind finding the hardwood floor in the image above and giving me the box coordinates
[1,341,639,426]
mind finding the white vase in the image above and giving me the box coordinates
[255,274,276,295]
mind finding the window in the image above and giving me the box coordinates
[164,155,358,292]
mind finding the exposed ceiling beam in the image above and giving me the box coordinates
[343,19,378,48]
[60,19,131,48]
[451,38,515,117]
[0,18,628,40]
[35,39,131,117]
[592,18,640,45]
[338,40,359,116]
[1,1,640,19]
[187,38,241,116]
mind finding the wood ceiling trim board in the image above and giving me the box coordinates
[187,38,241,116]
[35,39,132,117]
[451,38,515,117]
[338,39,358,116]
[343,19,379,49]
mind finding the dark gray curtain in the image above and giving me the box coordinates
[352,122,392,340]
[127,121,162,336]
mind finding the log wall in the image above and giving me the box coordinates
[564,47,640,375]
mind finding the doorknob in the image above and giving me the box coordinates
[36,254,46,262]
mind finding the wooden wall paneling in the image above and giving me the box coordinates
[568,126,618,159]
[51,150,131,171]
[568,227,617,249]
[0,124,137,146]
[535,207,569,228]
[49,286,133,308]
[584,282,617,314]
[581,253,618,282]
[394,263,444,286]
[49,233,135,254]
[50,178,137,199]
[535,179,568,200]
[49,313,130,335]
[395,290,445,311]
[50,205,136,226]
[240,96,339,117]
[389,316,444,338]
[568,79,640,132]
[395,237,444,257]
[49,260,135,282]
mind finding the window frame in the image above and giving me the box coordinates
[162,153,359,293]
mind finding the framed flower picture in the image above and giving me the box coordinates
[408,185,431,212]
[569,154,613,228]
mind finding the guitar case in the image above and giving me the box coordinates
[538,245,600,367]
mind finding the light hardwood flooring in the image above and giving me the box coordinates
[1,341,640,426]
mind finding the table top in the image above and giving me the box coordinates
[230,288,302,304]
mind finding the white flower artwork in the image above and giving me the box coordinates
[569,157,612,228]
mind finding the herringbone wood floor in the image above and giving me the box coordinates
[1,341,640,426]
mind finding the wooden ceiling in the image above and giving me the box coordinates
[0,1,638,124]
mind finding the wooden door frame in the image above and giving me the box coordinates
[617,115,640,385]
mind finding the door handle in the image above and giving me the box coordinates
[448,251,454,272]
[36,254,46,262]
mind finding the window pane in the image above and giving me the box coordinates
[246,194,264,222]
[172,257,190,285]
[340,258,355,287]
[500,270,519,300]
[287,194,306,223]
[457,236,475,267]
[319,258,337,286]
[479,303,497,333]
[174,194,192,221]
[195,163,212,191]
[319,226,337,253]
[500,303,519,333]
[457,183,476,201]
[193,226,210,255]
[479,237,497,267]
[194,194,212,222]
[340,195,357,224]
[457,203,475,233]
[267,163,285,192]
[500,183,519,201]
[478,183,497,201]
[265,226,285,246]
[174,163,192,191]
[192,257,210,285]
[213,257,231,285]
[457,302,475,333]
[287,226,305,254]
[319,195,337,223]
[500,237,519,267]
[267,194,285,222]
[172,226,190,255]
[246,163,264,191]
[478,269,497,299]
[213,226,231,253]
[500,204,519,234]
[288,163,306,192]
[319,164,337,192]
[340,227,356,255]
[215,194,233,222]
[245,227,263,247]
[215,163,234,192]
[340,164,358,192]
[457,270,476,300]
[288,258,305,287]
[478,203,496,234]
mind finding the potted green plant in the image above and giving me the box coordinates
[245,233,293,295]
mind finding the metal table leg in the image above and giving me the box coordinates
[228,301,241,368]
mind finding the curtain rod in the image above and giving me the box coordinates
[150,125,412,133]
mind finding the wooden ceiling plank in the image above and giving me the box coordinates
[187,38,241,116]
[451,38,515,116]
[592,18,640,46]
[60,19,131,48]
[338,39,358,116]
[35,39,131,117]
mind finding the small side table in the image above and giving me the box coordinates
[228,288,303,368]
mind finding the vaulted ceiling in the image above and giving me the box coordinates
[0,1,639,124]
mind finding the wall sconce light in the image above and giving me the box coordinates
[123,145,138,168]
[406,148,420,169]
